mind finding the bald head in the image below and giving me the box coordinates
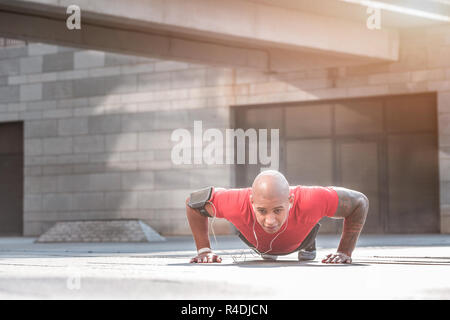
[250,170,292,233]
[251,170,290,200]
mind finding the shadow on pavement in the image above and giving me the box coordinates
[168,260,370,268]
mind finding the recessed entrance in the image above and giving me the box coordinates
[0,122,23,236]
[234,93,439,233]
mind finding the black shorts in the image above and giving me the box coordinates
[237,223,321,256]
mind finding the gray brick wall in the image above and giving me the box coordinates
[1,24,450,236]
[0,43,234,236]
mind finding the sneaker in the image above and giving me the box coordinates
[298,238,317,261]
[261,254,278,261]
[298,249,316,261]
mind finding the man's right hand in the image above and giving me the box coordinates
[190,251,222,263]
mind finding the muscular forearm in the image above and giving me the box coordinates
[337,197,369,256]
[186,203,211,250]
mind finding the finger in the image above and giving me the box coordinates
[337,254,351,264]
[328,254,337,262]
[331,255,341,264]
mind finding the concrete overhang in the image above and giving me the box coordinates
[0,0,431,72]
[260,0,450,28]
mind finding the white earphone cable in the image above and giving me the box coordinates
[251,205,290,256]
[207,200,292,262]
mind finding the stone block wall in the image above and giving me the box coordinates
[0,23,449,235]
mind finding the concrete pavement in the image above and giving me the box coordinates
[0,234,449,299]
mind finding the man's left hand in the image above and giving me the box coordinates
[322,252,352,264]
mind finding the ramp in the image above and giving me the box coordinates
[35,220,165,243]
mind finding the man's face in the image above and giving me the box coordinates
[250,194,293,234]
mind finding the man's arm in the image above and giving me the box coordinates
[186,189,223,263]
[323,187,369,264]
[186,197,214,250]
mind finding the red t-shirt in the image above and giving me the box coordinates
[210,185,339,254]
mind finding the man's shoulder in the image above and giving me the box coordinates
[210,187,251,219]
[298,185,338,207]
[212,187,251,202]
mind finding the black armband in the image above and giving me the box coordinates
[187,186,214,218]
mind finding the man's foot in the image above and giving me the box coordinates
[298,239,317,261]
[261,254,278,261]
[298,249,316,261]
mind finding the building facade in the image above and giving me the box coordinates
[0,21,449,236]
